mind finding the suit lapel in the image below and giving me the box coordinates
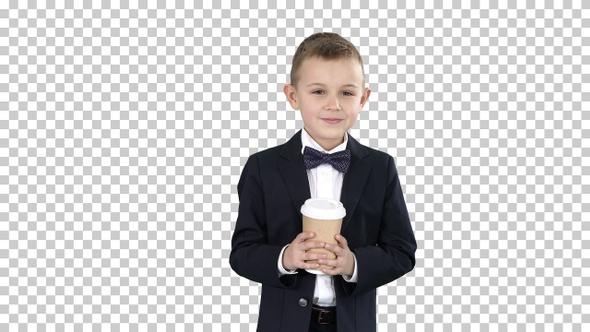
[340,135,372,232]
[278,131,311,216]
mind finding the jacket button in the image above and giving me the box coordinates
[298,298,308,307]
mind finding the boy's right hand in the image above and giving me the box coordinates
[282,232,327,271]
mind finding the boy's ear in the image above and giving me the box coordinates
[360,87,371,107]
[283,84,300,110]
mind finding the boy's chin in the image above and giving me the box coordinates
[305,123,351,140]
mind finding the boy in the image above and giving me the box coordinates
[230,32,416,332]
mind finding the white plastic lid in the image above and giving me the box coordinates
[300,198,346,220]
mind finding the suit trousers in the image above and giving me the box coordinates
[309,320,337,332]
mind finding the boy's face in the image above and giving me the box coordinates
[284,57,371,151]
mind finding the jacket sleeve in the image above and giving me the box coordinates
[229,155,298,288]
[342,155,417,296]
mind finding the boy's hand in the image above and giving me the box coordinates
[282,232,328,271]
[318,234,355,276]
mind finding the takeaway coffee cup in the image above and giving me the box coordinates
[300,198,346,274]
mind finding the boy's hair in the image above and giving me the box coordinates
[290,32,365,87]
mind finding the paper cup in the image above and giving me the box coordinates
[301,198,346,274]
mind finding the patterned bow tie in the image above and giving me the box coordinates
[303,146,351,173]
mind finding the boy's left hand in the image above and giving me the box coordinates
[318,234,355,276]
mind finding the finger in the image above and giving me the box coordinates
[302,240,326,251]
[323,243,343,256]
[317,255,339,267]
[301,261,321,270]
[319,252,348,269]
[321,265,339,275]
[334,234,348,247]
[296,232,316,242]
[320,258,348,275]
[304,252,327,261]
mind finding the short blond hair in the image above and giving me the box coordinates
[290,32,365,87]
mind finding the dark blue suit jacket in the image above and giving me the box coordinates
[230,130,417,332]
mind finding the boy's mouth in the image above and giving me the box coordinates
[321,118,343,125]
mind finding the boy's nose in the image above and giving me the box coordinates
[325,95,341,111]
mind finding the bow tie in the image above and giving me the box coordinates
[303,146,351,173]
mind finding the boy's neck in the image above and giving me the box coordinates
[302,128,346,152]
[317,140,343,152]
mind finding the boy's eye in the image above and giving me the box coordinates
[312,90,325,95]
[342,91,354,96]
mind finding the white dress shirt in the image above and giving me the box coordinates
[277,128,358,307]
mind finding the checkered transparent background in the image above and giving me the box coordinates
[1,0,589,331]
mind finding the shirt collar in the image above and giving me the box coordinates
[301,128,348,155]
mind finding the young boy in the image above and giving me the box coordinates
[230,32,416,332]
